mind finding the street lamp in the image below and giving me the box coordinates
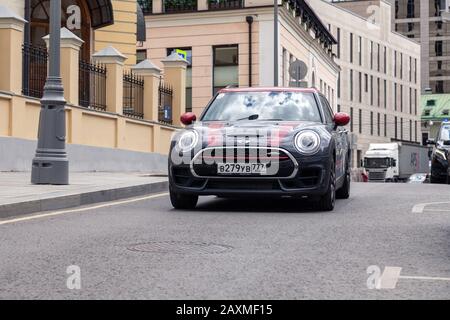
[31,0,69,185]
[274,0,279,87]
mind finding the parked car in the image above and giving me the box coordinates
[428,121,450,184]
[168,87,351,211]
[407,173,429,184]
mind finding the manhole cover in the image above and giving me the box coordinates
[127,241,233,254]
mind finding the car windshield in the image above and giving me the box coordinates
[201,91,322,122]
[365,158,390,168]
[440,125,450,141]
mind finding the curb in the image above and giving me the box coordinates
[0,181,169,220]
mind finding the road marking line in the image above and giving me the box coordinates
[412,201,450,213]
[423,209,450,212]
[399,275,450,282]
[379,266,402,289]
[0,192,169,226]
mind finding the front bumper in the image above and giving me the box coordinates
[169,150,331,197]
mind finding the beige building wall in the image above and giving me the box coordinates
[310,0,422,167]
[144,5,338,115]
[144,10,260,116]
[94,0,137,66]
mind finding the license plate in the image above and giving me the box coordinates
[217,163,267,175]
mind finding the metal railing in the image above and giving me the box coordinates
[138,0,153,14]
[158,82,173,125]
[209,0,243,10]
[164,0,197,13]
[79,60,107,111]
[22,44,48,99]
[123,72,144,119]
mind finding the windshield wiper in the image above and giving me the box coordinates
[236,114,259,121]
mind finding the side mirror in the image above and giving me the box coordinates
[180,112,197,126]
[426,139,436,145]
[334,112,350,127]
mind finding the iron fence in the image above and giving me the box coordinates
[159,82,173,125]
[209,0,243,10]
[79,60,107,111]
[164,0,197,13]
[123,72,144,119]
[22,44,48,99]
[138,0,152,14]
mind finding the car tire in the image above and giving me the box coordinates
[336,164,350,200]
[169,187,198,210]
[430,173,441,184]
[314,158,336,211]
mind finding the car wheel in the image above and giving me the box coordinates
[336,164,350,200]
[169,187,198,210]
[314,158,336,211]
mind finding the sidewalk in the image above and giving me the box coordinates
[0,172,168,219]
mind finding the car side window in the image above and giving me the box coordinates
[320,96,334,124]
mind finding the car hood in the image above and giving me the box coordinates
[188,121,324,147]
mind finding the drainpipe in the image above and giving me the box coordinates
[246,16,253,87]
[23,0,31,93]
[274,0,279,87]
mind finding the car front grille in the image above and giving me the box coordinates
[368,171,386,181]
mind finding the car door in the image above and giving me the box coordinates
[319,95,345,179]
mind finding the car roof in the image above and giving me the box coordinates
[218,87,320,94]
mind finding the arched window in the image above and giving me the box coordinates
[30,0,92,61]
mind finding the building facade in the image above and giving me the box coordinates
[392,0,450,94]
[138,0,340,116]
[0,0,187,172]
[310,0,422,166]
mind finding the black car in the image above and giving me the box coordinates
[428,122,450,184]
[168,87,351,211]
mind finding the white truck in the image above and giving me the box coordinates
[363,142,430,182]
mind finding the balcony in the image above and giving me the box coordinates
[209,0,243,10]
[164,0,197,13]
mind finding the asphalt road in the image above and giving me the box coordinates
[0,182,450,299]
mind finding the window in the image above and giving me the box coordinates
[383,46,387,74]
[395,116,398,139]
[350,33,353,63]
[337,104,341,112]
[384,114,387,137]
[337,28,341,58]
[350,107,354,132]
[414,89,417,115]
[358,36,362,66]
[400,53,403,79]
[213,45,239,95]
[320,95,334,124]
[350,70,353,101]
[384,80,387,109]
[168,47,193,112]
[337,72,341,98]
[394,83,397,111]
[409,119,412,141]
[400,85,403,112]
[415,121,418,142]
[409,56,412,81]
[365,74,368,92]
[370,111,374,135]
[202,91,322,122]
[136,49,147,64]
[377,78,380,107]
[359,109,362,134]
[394,50,397,77]
[377,113,381,136]
[370,41,373,69]
[377,43,380,72]
[409,88,412,114]
[400,118,404,140]
[359,72,362,103]
[370,75,374,105]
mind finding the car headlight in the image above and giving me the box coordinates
[436,148,447,160]
[177,130,199,152]
[294,130,321,155]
